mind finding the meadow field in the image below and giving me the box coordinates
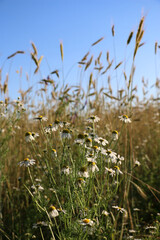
[0,17,160,239]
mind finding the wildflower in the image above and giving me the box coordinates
[18,158,36,167]
[31,184,44,193]
[49,206,59,218]
[77,178,86,187]
[32,132,39,139]
[87,115,100,123]
[44,124,56,134]
[85,137,92,147]
[86,153,97,162]
[88,161,99,173]
[61,129,71,139]
[92,145,100,153]
[57,208,67,214]
[74,133,86,145]
[34,115,47,121]
[119,114,131,123]
[33,221,48,229]
[133,208,140,211]
[102,210,109,216]
[117,155,124,165]
[113,166,123,175]
[79,218,94,226]
[25,132,35,142]
[61,166,71,175]
[52,119,63,129]
[105,167,115,177]
[135,160,141,167]
[112,206,126,213]
[112,130,118,140]
[94,137,108,146]
[51,148,57,157]
[62,121,70,127]
[78,166,89,178]
[106,149,117,163]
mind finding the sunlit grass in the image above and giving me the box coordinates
[0,17,160,240]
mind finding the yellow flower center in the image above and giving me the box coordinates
[63,129,70,134]
[112,130,118,135]
[49,124,52,127]
[83,219,90,223]
[78,133,85,139]
[93,145,99,150]
[88,154,93,157]
[24,158,29,161]
[38,115,43,119]
[107,150,112,154]
[49,206,56,211]
[90,116,95,120]
[25,132,32,136]
[55,119,60,124]
[114,166,120,170]
[86,138,92,143]
[123,115,128,119]
[52,149,56,153]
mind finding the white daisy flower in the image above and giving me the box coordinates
[18,158,36,167]
[87,115,100,123]
[86,153,97,162]
[119,114,131,123]
[105,167,115,177]
[94,137,108,146]
[92,145,100,153]
[78,166,89,178]
[135,160,141,167]
[25,132,35,142]
[102,210,110,216]
[77,178,86,187]
[88,161,99,173]
[85,137,92,147]
[34,115,47,121]
[112,130,118,141]
[74,133,86,145]
[61,166,71,175]
[44,124,56,134]
[117,155,124,165]
[113,166,123,175]
[49,206,59,218]
[52,119,63,129]
[79,218,94,227]
[31,132,39,139]
[51,148,57,157]
[61,129,71,139]
[112,206,126,213]
[106,150,117,163]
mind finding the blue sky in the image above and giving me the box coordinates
[0,0,160,101]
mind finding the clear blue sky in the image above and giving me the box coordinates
[0,0,160,101]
